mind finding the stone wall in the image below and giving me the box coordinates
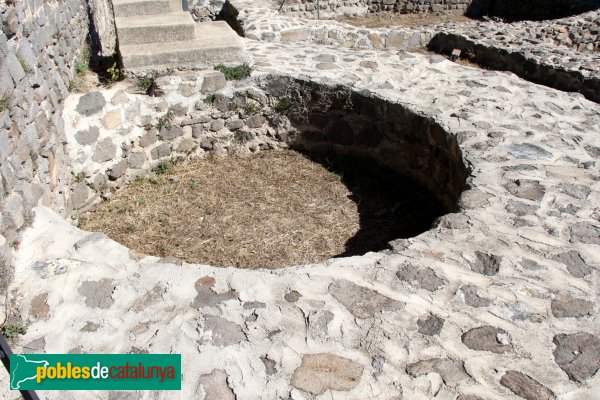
[276,0,599,19]
[365,0,471,14]
[429,27,600,103]
[62,71,467,218]
[278,0,368,18]
[63,72,287,213]
[277,0,472,17]
[260,75,468,211]
[190,0,227,21]
[87,0,117,57]
[0,0,89,318]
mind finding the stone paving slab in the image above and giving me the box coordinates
[3,40,600,399]
[226,0,599,102]
[3,4,600,400]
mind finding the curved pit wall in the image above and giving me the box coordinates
[428,33,600,104]
[260,76,469,212]
[65,75,469,260]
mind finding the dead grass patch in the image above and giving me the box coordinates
[81,151,360,268]
[69,71,101,93]
[340,12,473,28]
[81,150,444,268]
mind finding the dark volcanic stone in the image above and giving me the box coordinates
[406,358,468,388]
[551,295,593,318]
[553,251,592,278]
[75,127,100,145]
[91,138,116,163]
[462,326,512,354]
[471,251,501,276]
[108,160,127,181]
[460,285,491,307]
[506,179,545,201]
[558,183,591,200]
[417,314,444,336]
[284,290,301,303]
[397,265,447,292]
[507,143,552,160]
[553,333,600,382]
[500,370,554,400]
[570,222,600,245]
[192,276,237,308]
[329,279,404,319]
[76,92,106,116]
[505,200,539,216]
[160,125,184,140]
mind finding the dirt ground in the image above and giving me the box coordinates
[81,150,444,269]
[339,12,474,28]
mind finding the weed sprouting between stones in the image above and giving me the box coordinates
[2,323,27,338]
[204,94,216,104]
[106,62,121,85]
[245,101,259,114]
[153,161,171,175]
[138,76,154,91]
[275,97,294,112]
[0,95,10,112]
[75,59,89,74]
[157,110,173,131]
[214,64,251,80]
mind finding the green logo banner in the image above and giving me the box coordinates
[10,354,181,390]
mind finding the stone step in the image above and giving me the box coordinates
[112,0,173,18]
[115,13,196,46]
[120,21,247,74]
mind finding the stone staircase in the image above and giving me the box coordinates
[113,0,247,75]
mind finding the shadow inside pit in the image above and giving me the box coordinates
[298,151,446,257]
[466,0,600,21]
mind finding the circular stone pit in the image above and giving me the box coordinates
[77,75,468,268]
[6,30,600,400]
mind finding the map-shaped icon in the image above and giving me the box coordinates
[10,354,49,390]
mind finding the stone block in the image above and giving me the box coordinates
[75,127,100,146]
[108,159,127,180]
[2,193,25,230]
[200,71,226,93]
[386,33,405,49]
[71,181,90,209]
[101,109,122,129]
[160,125,184,140]
[280,28,310,43]
[127,152,147,169]
[92,138,116,163]
[151,143,171,160]
[76,92,106,116]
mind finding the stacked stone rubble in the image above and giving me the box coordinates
[0,0,89,314]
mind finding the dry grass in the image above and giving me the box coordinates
[81,151,361,269]
[69,71,101,93]
[340,12,473,28]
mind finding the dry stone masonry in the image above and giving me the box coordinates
[226,0,600,102]
[1,0,600,399]
[0,0,89,314]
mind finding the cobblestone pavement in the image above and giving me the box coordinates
[2,3,600,400]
